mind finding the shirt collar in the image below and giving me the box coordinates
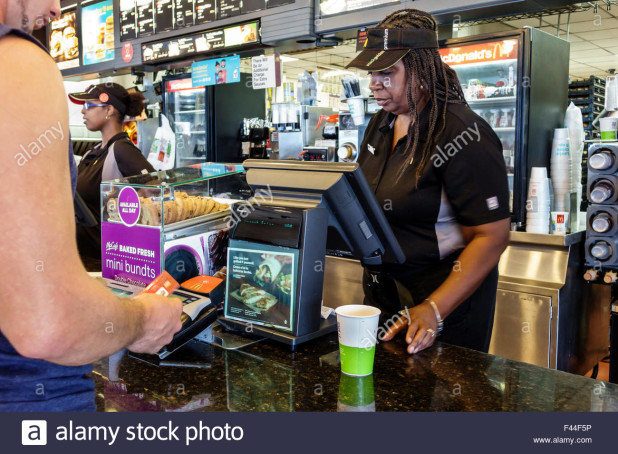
[376,100,438,144]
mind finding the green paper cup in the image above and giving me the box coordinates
[337,373,375,412]
[600,117,618,141]
[335,305,380,377]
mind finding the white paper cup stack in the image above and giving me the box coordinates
[527,167,550,234]
[550,128,571,212]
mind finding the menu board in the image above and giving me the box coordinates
[268,0,294,7]
[136,0,154,37]
[195,0,216,25]
[218,0,241,19]
[224,22,258,47]
[319,0,398,16]
[197,29,224,51]
[120,0,137,42]
[154,0,174,33]
[49,10,79,70]
[142,21,258,63]
[81,0,115,66]
[242,0,266,13]
[174,0,194,29]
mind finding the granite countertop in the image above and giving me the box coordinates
[91,332,618,412]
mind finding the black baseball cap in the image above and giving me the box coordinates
[346,28,439,71]
[68,83,129,115]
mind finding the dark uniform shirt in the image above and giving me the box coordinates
[76,132,154,263]
[359,101,510,275]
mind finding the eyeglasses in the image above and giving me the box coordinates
[84,102,108,109]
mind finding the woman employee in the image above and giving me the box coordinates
[69,83,155,267]
[346,9,510,355]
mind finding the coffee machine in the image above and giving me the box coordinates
[337,112,372,163]
[273,104,336,160]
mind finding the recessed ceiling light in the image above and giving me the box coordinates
[281,55,299,63]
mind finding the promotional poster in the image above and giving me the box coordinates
[225,240,297,332]
[192,55,241,87]
[82,0,115,65]
[48,10,79,69]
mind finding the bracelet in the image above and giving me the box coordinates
[425,298,444,333]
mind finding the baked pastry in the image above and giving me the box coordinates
[176,197,186,222]
[107,198,120,222]
[139,198,160,226]
[204,198,216,214]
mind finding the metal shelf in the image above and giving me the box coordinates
[494,127,516,132]
[175,110,206,114]
[468,96,517,104]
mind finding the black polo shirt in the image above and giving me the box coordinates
[76,132,154,220]
[359,102,509,273]
[76,132,154,263]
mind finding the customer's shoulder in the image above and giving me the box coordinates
[0,35,51,64]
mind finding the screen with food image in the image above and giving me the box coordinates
[225,240,297,332]
[49,9,79,69]
[82,0,115,65]
[223,22,258,47]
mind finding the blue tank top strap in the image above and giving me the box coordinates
[0,23,94,411]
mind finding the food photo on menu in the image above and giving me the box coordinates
[81,0,115,65]
[225,242,297,332]
[49,10,79,69]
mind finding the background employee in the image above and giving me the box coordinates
[69,83,155,269]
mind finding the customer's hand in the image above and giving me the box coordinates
[126,293,183,354]
[380,302,438,354]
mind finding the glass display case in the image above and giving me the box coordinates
[100,165,250,286]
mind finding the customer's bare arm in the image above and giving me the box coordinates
[0,38,182,366]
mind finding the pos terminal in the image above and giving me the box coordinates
[220,160,405,348]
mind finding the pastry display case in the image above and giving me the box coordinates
[100,164,251,286]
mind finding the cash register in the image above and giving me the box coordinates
[219,160,405,348]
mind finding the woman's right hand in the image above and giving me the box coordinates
[379,314,409,342]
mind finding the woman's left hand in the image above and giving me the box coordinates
[381,301,439,354]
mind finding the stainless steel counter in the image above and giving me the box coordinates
[492,231,610,375]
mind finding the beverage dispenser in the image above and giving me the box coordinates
[585,143,618,280]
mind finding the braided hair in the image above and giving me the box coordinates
[377,9,467,182]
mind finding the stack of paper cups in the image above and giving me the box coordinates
[550,128,571,212]
[527,167,551,233]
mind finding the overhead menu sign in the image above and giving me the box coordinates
[218,0,241,19]
[320,0,399,16]
[268,0,294,6]
[142,21,259,63]
[136,0,154,37]
[154,0,174,33]
[242,0,266,13]
[81,0,115,66]
[49,9,79,70]
[174,0,194,29]
[120,0,137,41]
[224,22,258,47]
[195,0,216,25]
